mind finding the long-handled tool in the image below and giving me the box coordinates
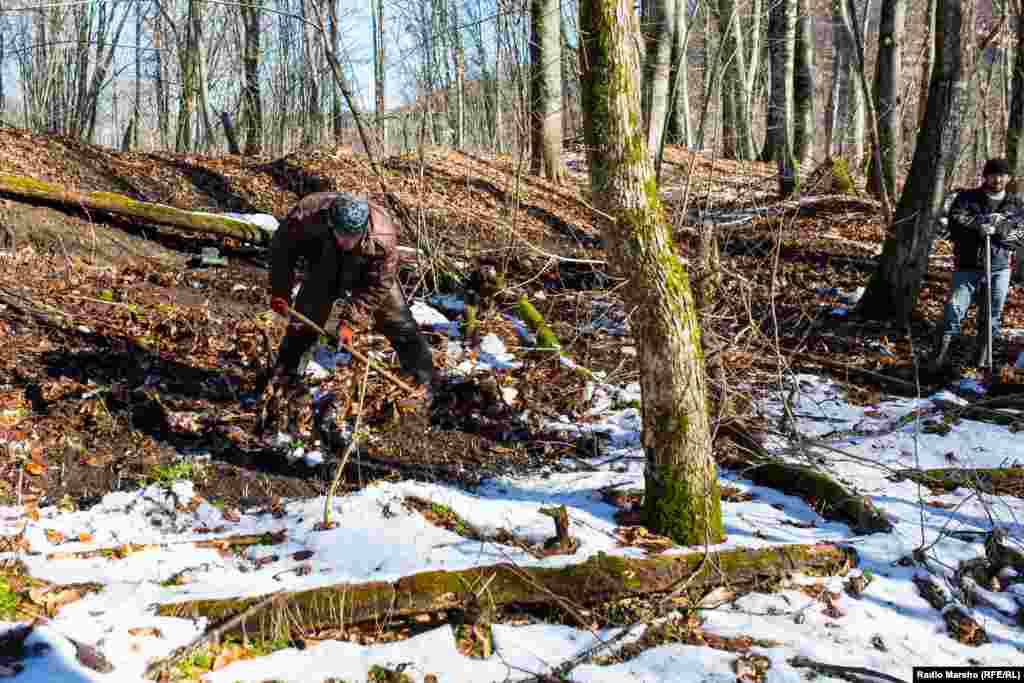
[984,232,994,370]
[283,304,417,394]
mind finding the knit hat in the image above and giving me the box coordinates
[330,194,370,236]
[983,158,1012,177]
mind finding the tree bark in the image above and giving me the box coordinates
[154,543,855,640]
[579,0,723,546]
[918,0,937,123]
[1009,1,1024,175]
[240,0,263,156]
[0,172,271,244]
[719,0,755,159]
[176,0,199,152]
[373,0,387,151]
[793,0,815,165]
[642,0,675,170]
[666,0,692,148]
[761,0,795,164]
[530,0,565,181]
[451,0,465,149]
[868,0,904,200]
[856,0,967,323]
[826,0,862,163]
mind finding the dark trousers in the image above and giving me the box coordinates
[274,241,432,385]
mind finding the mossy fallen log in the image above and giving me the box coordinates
[0,171,270,244]
[718,423,894,535]
[155,543,855,641]
[893,467,1024,498]
[516,295,561,351]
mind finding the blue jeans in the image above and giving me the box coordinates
[941,269,1011,338]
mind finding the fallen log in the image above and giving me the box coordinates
[892,467,1024,498]
[717,422,894,534]
[0,171,271,245]
[155,542,855,641]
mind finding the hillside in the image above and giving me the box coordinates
[0,129,1021,681]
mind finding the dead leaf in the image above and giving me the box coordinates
[77,532,92,543]
[24,462,46,476]
[44,529,64,544]
[127,627,163,638]
[292,550,314,561]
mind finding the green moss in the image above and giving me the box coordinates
[643,463,724,546]
[0,577,17,619]
[829,157,855,195]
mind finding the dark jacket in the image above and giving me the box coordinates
[270,192,433,385]
[948,188,1024,271]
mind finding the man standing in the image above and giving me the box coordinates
[260,192,434,439]
[933,158,1024,374]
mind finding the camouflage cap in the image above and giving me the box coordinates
[330,194,370,236]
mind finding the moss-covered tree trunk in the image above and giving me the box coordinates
[530,0,565,182]
[856,0,966,323]
[579,0,724,546]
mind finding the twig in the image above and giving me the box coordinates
[787,656,908,683]
[322,358,371,528]
[283,304,417,394]
[143,591,285,680]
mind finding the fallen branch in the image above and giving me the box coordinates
[0,172,270,244]
[787,656,907,683]
[892,467,1024,498]
[43,530,288,560]
[717,422,893,534]
[155,543,856,641]
[792,352,919,391]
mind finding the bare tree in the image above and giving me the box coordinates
[1009,0,1024,174]
[793,0,815,165]
[761,0,795,163]
[868,0,904,200]
[642,0,674,167]
[857,0,969,323]
[240,0,263,155]
[826,0,864,164]
[719,0,755,159]
[579,0,723,546]
[529,0,564,180]
[665,0,692,149]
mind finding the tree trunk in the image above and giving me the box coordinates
[761,0,796,163]
[793,0,815,165]
[744,0,763,120]
[918,0,937,123]
[220,110,241,155]
[240,0,263,156]
[529,0,565,181]
[373,0,387,151]
[154,12,169,149]
[1,31,6,120]
[132,0,142,150]
[719,0,755,159]
[666,0,692,148]
[868,0,904,200]
[1008,3,1024,175]
[643,0,675,170]
[827,0,862,163]
[579,0,724,546]
[451,0,465,149]
[176,0,199,152]
[154,543,853,643]
[856,0,967,323]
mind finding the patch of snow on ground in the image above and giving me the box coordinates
[1,371,1023,681]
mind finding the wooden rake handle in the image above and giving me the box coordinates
[284,305,418,394]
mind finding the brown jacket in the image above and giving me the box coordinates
[269,192,433,384]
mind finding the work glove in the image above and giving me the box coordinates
[270,296,289,317]
[335,321,354,350]
[979,222,997,237]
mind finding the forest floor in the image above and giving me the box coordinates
[0,126,1021,682]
